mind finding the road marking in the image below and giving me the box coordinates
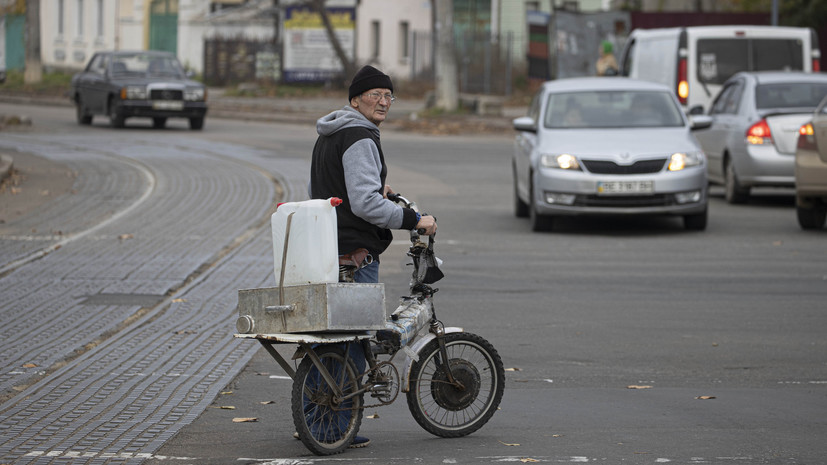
[24,451,195,460]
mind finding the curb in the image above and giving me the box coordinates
[0,154,13,183]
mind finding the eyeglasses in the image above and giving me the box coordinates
[362,92,396,103]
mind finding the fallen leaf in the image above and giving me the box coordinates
[219,406,236,410]
[521,459,540,463]
[366,413,380,419]
[627,385,652,389]
[505,367,521,372]
[172,298,187,303]
[259,401,275,405]
[499,441,520,446]
[695,395,716,400]
[118,233,134,241]
[22,363,38,368]
[40,190,50,196]
[220,391,233,395]
[552,434,562,438]
[232,417,258,423]
[11,187,21,195]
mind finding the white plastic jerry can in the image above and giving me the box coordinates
[271,198,341,286]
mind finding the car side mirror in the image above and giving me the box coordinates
[688,105,705,115]
[513,116,537,133]
[689,115,713,131]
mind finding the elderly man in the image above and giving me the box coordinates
[310,65,436,283]
[305,65,437,449]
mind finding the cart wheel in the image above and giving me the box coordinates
[406,332,505,437]
[291,345,363,455]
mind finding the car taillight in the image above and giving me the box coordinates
[746,119,772,145]
[798,122,818,151]
[813,58,821,72]
[677,57,688,105]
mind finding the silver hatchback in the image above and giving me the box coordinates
[512,78,711,232]
[694,71,827,203]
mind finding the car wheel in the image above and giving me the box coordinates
[75,96,92,125]
[109,98,125,128]
[796,202,827,230]
[189,117,204,130]
[529,177,554,232]
[152,117,167,129]
[683,209,708,231]
[724,157,749,204]
[513,165,529,218]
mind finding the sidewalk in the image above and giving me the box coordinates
[0,87,523,134]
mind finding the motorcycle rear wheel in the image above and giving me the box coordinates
[291,345,363,455]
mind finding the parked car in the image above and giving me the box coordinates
[619,25,820,114]
[71,50,208,130]
[795,95,827,229]
[512,77,712,232]
[693,71,827,203]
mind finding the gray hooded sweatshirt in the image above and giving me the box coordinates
[310,106,418,259]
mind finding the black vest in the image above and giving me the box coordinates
[310,127,393,260]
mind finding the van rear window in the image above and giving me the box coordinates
[696,39,804,84]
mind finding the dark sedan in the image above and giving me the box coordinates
[71,50,208,130]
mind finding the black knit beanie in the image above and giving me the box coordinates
[348,65,394,101]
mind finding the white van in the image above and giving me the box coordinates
[619,26,821,114]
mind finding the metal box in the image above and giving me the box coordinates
[236,283,386,334]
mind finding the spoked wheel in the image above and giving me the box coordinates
[291,345,363,455]
[406,332,505,437]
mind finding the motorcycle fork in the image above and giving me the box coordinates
[430,321,465,390]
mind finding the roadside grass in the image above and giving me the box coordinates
[0,70,73,96]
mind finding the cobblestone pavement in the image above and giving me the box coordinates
[0,130,309,464]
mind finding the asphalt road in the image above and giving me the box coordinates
[1,102,826,465]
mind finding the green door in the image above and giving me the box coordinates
[5,14,25,70]
[149,0,178,54]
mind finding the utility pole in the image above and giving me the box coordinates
[24,0,41,84]
[434,0,458,111]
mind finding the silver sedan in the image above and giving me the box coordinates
[795,95,827,229]
[512,77,711,232]
[694,71,827,203]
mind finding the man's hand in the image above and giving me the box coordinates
[383,184,395,199]
[416,215,437,236]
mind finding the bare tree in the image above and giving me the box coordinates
[24,0,42,84]
[434,0,458,111]
[305,0,357,82]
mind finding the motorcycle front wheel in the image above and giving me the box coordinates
[406,332,505,437]
[291,345,363,455]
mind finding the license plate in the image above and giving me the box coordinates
[152,100,184,110]
[597,180,654,195]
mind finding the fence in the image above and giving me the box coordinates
[410,31,515,96]
[203,38,280,86]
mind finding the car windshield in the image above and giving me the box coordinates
[109,54,185,78]
[544,90,685,129]
[755,82,827,110]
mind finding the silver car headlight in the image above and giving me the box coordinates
[668,151,703,171]
[540,153,581,170]
[184,87,206,101]
[121,86,148,100]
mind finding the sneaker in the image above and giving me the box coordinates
[294,431,370,449]
[349,436,371,449]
